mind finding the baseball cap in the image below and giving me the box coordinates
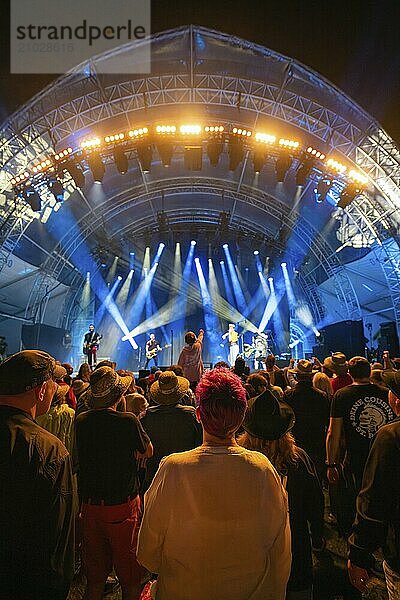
[0,350,67,395]
[382,370,400,399]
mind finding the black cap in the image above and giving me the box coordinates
[0,350,66,395]
[382,370,400,399]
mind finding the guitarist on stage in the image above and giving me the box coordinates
[144,333,162,369]
[83,324,102,369]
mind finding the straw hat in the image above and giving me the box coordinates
[150,371,190,405]
[288,359,318,377]
[87,366,132,409]
[323,352,348,374]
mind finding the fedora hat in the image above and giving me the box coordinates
[323,352,348,374]
[288,359,318,376]
[150,371,190,405]
[243,390,295,441]
[87,366,132,409]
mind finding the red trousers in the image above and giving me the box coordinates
[81,496,143,593]
[87,346,97,367]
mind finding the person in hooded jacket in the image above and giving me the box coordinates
[177,329,204,390]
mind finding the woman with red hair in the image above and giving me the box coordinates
[137,368,291,600]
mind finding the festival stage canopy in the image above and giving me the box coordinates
[0,25,400,358]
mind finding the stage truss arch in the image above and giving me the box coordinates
[0,25,399,334]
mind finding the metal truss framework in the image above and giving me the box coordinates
[1,26,399,330]
[24,177,361,328]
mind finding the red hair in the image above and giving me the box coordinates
[196,368,247,438]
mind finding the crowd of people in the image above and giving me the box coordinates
[0,333,400,600]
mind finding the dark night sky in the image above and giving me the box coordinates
[0,0,399,144]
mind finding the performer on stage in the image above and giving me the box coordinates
[222,323,239,366]
[253,332,269,370]
[83,324,102,369]
[144,333,162,369]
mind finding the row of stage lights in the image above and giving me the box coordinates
[9,122,368,212]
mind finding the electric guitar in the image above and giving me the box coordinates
[83,334,103,355]
[146,344,171,360]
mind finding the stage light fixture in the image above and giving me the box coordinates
[255,132,276,144]
[228,135,244,171]
[87,153,105,183]
[268,277,274,283]
[222,243,228,249]
[156,125,176,134]
[252,149,266,174]
[315,178,332,203]
[50,180,64,202]
[191,240,197,246]
[337,183,361,209]
[137,143,153,172]
[184,146,202,171]
[11,171,30,186]
[32,158,52,174]
[349,170,368,186]
[117,275,123,281]
[279,138,299,149]
[205,125,224,133]
[296,156,314,186]
[54,148,73,161]
[157,142,173,167]
[232,127,252,137]
[113,147,129,175]
[220,260,224,265]
[306,146,325,160]
[180,125,201,135]
[253,250,259,255]
[327,158,347,174]
[207,139,224,166]
[81,137,101,150]
[22,187,41,212]
[105,133,125,143]
[65,160,85,188]
[128,128,148,138]
[281,262,287,267]
[275,153,292,182]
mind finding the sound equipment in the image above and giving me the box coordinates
[379,322,400,356]
[313,320,366,360]
[21,324,71,363]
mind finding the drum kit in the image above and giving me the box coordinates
[243,332,271,368]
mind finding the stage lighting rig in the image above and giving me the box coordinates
[254,132,276,145]
[327,158,347,175]
[252,148,266,174]
[113,147,129,175]
[295,156,314,186]
[337,183,362,209]
[49,180,64,202]
[315,178,332,203]
[87,153,105,183]
[228,135,244,171]
[21,187,41,212]
[137,142,153,172]
[275,152,292,182]
[65,160,85,188]
[184,146,202,171]
[206,125,225,167]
